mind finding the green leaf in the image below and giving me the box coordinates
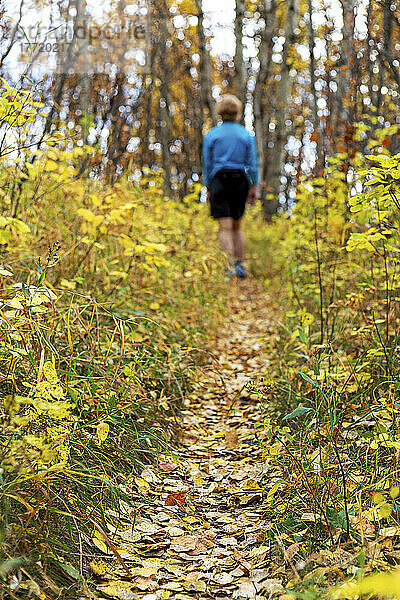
[56,561,81,580]
[298,327,307,344]
[283,406,313,420]
[299,372,318,387]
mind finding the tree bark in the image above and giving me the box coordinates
[39,0,84,141]
[234,0,247,108]
[0,0,25,72]
[195,0,217,128]
[307,0,321,168]
[195,0,217,168]
[159,0,172,194]
[334,0,357,135]
[263,0,298,220]
[253,0,276,193]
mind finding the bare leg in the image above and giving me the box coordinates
[218,217,234,263]
[232,219,245,260]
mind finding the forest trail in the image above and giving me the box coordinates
[91,279,284,600]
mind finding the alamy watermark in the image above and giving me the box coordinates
[12,16,149,75]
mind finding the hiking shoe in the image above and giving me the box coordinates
[234,260,247,279]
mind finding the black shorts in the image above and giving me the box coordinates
[209,169,249,220]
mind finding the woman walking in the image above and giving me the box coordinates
[202,95,259,279]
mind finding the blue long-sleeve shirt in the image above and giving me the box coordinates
[202,121,259,187]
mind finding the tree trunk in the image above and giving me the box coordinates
[234,0,246,108]
[195,0,217,167]
[307,0,321,169]
[0,0,25,72]
[159,0,172,194]
[334,0,357,136]
[263,0,298,220]
[253,0,276,194]
[195,0,217,127]
[35,0,84,148]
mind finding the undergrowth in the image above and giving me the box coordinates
[245,120,400,598]
[0,81,229,597]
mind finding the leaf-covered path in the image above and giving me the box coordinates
[92,280,283,600]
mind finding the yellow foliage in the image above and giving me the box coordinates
[331,569,400,599]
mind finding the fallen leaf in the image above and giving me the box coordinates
[97,422,109,444]
[117,529,142,544]
[284,542,300,562]
[134,477,151,495]
[184,580,207,592]
[170,536,197,552]
[255,579,285,596]
[140,469,159,483]
[135,521,160,534]
[159,460,180,472]
[233,577,257,599]
[233,548,252,573]
[92,536,112,555]
[167,526,186,536]
[135,567,158,577]
[133,577,158,592]
[89,560,107,577]
[165,492,186,506]
[188,538,208,555]
[213,572,234,585]
[225,429,239,449]
[97,581,135,600]
[220,536,238,546]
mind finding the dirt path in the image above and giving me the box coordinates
[92,280,283,600]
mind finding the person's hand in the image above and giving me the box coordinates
[247,184,258,205]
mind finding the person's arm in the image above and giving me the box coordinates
[247,134,259,204]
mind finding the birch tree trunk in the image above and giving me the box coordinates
[234,0,246,108]
[263,0,298,220]
[42,0,85,137]
[0,0,25,72]
[159,0,172,194]
[307,0,320,168]
[195,0,216,167]
[195,0,216,127]
[334,0,357,135]
[253,0,276,192]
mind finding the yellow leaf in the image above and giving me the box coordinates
[8,297,24,310]
[134,477,151,495]
[97,422,109,444]
[390,487,400,499]
[45,159,59,171]
[330,568,400,599]
[92,537,112,555]
[109,270,128,279]
[89,560,107,576]
[378,503,393,519]
[373,492,385,505]
[60,279,76,290]
[42,361,58,383]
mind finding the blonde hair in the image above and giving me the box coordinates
[216,94,243,122]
